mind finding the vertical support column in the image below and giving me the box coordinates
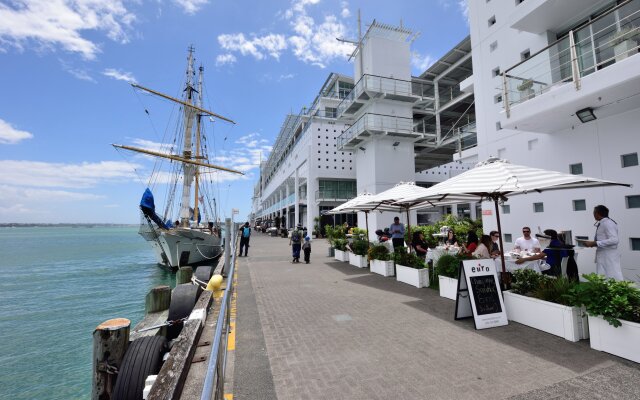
[294,170,300,228]
[92,318,130,400]
[306,177,317,232]
[223,217,231,276]
[434,80,441,144]
[285,183,290,228]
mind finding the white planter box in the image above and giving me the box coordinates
[439,276,458,300]
[396,264,429,288]
[503,291,589,342]
[588,315,640,363]
[348,252,368,268]
[370,259,394,277]
[334,249,349,262]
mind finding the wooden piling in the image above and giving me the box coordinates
[92,318,130,400]
[145,285,171,314]
[176,266,193,285]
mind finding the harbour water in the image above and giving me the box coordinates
[0,226,174,399]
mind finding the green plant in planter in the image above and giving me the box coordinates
[411,215,483,248]
[333,238,347,251]
[532,276,579,306]
[351,239,369,256]
[567,273,640,327]
[517,79,533,91]
[368,244,390,261]
[511,269,548,296]
[435,254,462,278]
[351,227,368,239]
[610,25,638,46]
[393,249,425,269]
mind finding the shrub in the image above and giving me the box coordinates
[351,239,369,256]
[351,227,368,238]
[333,238,348,251]
[368,244,390,261]
[435,254,461,278]
[511,269,547,297]
[568,273,640,327]
[532,276,579,306]
[410,215,482,248]
[393,249,425,269]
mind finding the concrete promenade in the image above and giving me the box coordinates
[231,234,640,400]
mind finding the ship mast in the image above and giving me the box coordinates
[179,47,197,227]
[193,64,204,226]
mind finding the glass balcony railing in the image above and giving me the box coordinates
[315,190,356,202]
[336,113,417,150]
[503,0,640,112]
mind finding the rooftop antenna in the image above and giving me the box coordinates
[336,9,364,76]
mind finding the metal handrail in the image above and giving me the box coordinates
[200,224,237,400]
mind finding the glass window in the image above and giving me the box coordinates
[533,202,544,213]
[338,81,354,99]
[573,199,586,211]
[626,195,640,208]
[621,152,639,167]
[501,204,510,214]
[504,234,512,243]
[570,163,583,175]
[325,107,337,118]
[631,238,640,251]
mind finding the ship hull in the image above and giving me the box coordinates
[141,228,223,269]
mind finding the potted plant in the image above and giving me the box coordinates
[349,239,369,268]
[325,224,336,257]
[313,217,320,238]
[333,239,349,262]
[569,273,640,362]
[368,244,394,277]
[394,248,428,288]
[610,26,638,62]
[503,269,588,342]
[435,254,461,300]
[517,78,535,100]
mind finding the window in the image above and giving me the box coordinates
[496,121,502,130]
[570,163,583,175]
[325,107,337,118]
[521,49,531,60]
[573,199,586,211]
[489,41,498,52]
[527,139,538,150]
[492,67,501,77]
[626,195,640,208]
[488,16,496,27]
[338,81,354,99]
[504,234,512,243]
[497,148,506,158]
[501,204,510,214]
[621,152,638,167]
[631,238,640,251]
[533,202,544,213]
[494,94,503,104]
[516,0,525,4]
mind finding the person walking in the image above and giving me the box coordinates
[389,216,405,249]
[584,205,624,280]
[289,223,303,263]
[239,222,251,257]
[302,236,312,264]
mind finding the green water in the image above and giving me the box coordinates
[0,226,174,399]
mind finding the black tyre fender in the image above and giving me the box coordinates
[166,283,199,339]
[112,336,167,400]
[194,266,213,297]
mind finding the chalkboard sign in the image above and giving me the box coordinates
[455,259,508,330]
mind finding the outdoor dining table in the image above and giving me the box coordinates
[494,253,550,273]
[426,246,460,264]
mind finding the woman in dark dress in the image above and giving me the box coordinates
[412,231,429,259]
[445,229,458,246]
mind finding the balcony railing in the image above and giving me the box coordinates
[336,113,418,150]
[503,0,640,114]
[336,74,431,117]
[315,190,356,202]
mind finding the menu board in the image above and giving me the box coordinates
[455,259,508,330]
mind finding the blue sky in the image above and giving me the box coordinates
[0,0,469,224]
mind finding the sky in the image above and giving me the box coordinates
[0,0,469,224]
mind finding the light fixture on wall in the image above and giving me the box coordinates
[576,107,597,123]
[392,141,400,147]
[359,146,366,152]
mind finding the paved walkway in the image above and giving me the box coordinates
[232,234,640,400]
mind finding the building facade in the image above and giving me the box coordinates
[465,0,640,280]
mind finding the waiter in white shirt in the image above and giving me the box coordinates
[513,226,541,253]
[584,205,624,280]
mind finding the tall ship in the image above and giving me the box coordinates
[114,47,242,269]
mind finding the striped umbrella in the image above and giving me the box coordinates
[396,158,631,278]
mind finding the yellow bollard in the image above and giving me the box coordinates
[206,274,224,298]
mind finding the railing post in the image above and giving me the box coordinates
[502,72,510,118]
[223,218,231,276]
[569,30,581,90]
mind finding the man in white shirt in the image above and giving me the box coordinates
[513,226,541,253]
[584,205,623,280]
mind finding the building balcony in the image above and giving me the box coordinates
[315,190,356,203]
[510,0,613,34]
[336,113,423,150]
[336,74,430,118]
[501,0,640,133]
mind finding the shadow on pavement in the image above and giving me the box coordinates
[325,261,372,276]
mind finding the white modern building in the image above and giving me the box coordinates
[253,23,478,239]
[465,0,640,280]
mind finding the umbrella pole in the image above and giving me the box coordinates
[494,198,510,289]
[406,208,411,253]
[365,211,370,250]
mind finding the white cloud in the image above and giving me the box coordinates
[0,0,136,60]
[215,53,237,66]
[103,68,137,83]
[0,119,34,144]
[458,0,469,23]
[59,58,96,82]
[217,0,354,68]
[0,160,141,188]
[279,73,295,81]
[411,52,434,72]
[172,0,208,15]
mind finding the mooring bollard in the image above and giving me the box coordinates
[92,318,130,400]
[145,285,171,314]
[176,266,193,285]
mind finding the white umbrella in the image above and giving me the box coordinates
[326,192,376,240]
[397,158,631,278]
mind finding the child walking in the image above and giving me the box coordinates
[302,236,311,264]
